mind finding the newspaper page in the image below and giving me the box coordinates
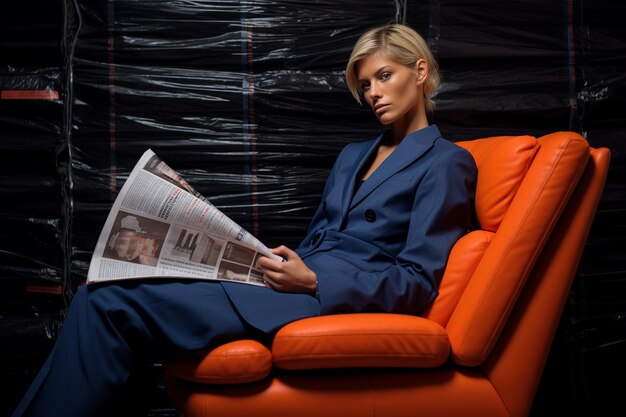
[86,149,282,286]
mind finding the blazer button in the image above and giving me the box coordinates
[365,209,376,222]
[311,232,321,245]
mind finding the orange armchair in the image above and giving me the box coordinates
[164,132,610,417]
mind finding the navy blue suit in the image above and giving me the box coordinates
[12,125,476,417]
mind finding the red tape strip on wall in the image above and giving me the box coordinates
[1,90,60,100]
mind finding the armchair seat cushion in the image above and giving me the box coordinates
[272,313,449,370]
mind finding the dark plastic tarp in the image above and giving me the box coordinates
[1,1,624,416]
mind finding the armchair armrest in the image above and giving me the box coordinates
[167,340,272,384]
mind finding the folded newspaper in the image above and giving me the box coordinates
[87,149,281,286]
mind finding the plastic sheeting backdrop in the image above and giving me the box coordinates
[0,1,624,416]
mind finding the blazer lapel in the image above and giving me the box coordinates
[349,125,440,210]
[337,133,384,223]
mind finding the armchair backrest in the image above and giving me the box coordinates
[423,132,591,366]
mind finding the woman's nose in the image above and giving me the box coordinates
[367,82,381,99]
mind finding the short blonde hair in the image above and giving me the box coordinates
[345,24,440,113]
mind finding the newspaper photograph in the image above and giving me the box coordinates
[86,149,281,286]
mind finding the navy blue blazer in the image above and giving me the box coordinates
[221,125,477,334]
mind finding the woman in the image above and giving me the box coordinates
[12,23,476,417]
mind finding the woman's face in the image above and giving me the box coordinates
[356,53,423,127]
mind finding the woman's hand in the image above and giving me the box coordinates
[256,245,317,295]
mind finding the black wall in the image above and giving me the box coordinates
[1,1,624,416]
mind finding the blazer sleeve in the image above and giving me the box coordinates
[310,147,477,316]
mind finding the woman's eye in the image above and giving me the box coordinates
[380,72,391,81]
[360,83,370,91]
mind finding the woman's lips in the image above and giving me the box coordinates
[375,104,390,115]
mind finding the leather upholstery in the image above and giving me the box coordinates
[166,340,272,385]
[273,313,449,369]
[449,132,589,365]
[165,132,610,417]
[457,135,539,232]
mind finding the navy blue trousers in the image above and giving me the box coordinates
[12,280,270,417]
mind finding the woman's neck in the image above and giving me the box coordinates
[389,107,429,145]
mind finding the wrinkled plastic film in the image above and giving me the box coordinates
[0,0,66,284]
[68,0,394,288]
[1,1,625,416]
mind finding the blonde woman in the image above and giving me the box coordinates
[13,24,476,417]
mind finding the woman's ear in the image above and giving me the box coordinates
[415,59,428,85]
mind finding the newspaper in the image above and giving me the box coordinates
[86,149,281,286]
